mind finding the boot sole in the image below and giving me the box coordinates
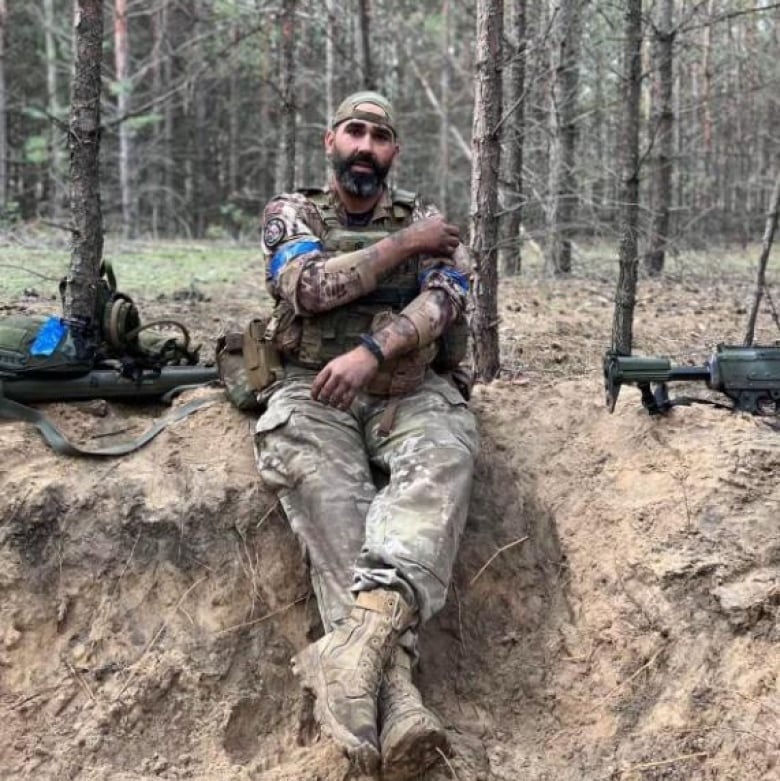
[292,642,381,775]
[381,720,451,781]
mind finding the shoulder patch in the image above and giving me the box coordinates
[263,218,286,249]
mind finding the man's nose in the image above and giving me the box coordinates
[356,133,375,153]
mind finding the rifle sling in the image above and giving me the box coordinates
[0,389,221,458]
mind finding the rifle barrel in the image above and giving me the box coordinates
[1,367,219,403]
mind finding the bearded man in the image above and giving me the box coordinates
[255,91,479,779]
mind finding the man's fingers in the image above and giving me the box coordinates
[311,367,331,400]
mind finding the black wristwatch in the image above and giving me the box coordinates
[359,333,385,365]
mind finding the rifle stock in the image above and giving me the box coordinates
[604,345,780,415]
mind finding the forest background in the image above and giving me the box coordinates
[1,0,778,276]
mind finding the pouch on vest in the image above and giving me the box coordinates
[215,317,283,411]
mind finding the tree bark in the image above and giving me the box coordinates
[546,0,583,275]
[43,0,65,220]
[438,0,451,214]
[62,0,104,358]
[470,0,503,381]
[114,0,135,237]
[498,0,526,276]
[150,0,169,237]
[0,0,6,211]
[744,171,780,346]
[276,0,297,193]
[643,0,674,276]
[358,0,375,90]
[611,0,642,356]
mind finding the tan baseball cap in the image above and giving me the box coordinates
[330,91,397,137]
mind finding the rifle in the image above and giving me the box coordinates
[603,344,780,415]
[0,360,221,457]
[1,364,219,404]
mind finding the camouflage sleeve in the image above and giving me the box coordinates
[383,200,470,348]
[261,193,325,309]
[413,198,471,320]
[261,193,378,315]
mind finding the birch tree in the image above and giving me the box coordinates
[470,0,503,380]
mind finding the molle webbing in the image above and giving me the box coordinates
[290,190,419,368]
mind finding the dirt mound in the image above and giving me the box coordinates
[1,269,778,780]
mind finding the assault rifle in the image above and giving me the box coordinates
[603,344,780,415]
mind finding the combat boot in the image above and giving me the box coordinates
[379,646,451,781]
[292,589,415,774]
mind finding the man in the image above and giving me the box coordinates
[255,91,479,778]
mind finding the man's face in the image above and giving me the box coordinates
[325,116,399,199]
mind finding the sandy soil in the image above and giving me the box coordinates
[1,258,778,781]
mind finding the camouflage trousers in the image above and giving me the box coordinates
[254,367,479,629]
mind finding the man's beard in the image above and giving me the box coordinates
[331,150,390,199]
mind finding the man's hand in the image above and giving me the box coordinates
[311,346,380,409]
[401,215,461,258]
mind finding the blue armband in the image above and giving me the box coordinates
[269,239,323,280]
[419,266,469,293]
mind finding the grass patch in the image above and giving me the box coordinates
[0,238,260,302]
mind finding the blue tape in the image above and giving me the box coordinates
[30,317,68,357]
[269,239,323,280]
[419,266,469,293]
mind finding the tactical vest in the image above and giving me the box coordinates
[287,188,421,368]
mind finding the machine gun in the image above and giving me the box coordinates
[603,344,780,415]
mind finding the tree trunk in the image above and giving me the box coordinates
[325,0,335,121]
[62,0,104,358]
[150,0,165,237]
[114,0,135,237]
[439,0,451,214]
[643,0,674,276]
[744,171,780,346]
[358,0,375,90]
[497,0,526,276]
[611,0,642,356]
[43,0,65,220]
[276,0,297,193]
[0,0,6,211]
[546,0,583,275]
[470,0,503,381]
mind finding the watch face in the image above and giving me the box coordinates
[263,218,286,249]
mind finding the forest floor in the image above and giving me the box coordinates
[0,237,778,781]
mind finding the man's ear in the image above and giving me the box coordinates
[324,129,335,155]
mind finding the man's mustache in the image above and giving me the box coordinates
[346,152,381,172]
